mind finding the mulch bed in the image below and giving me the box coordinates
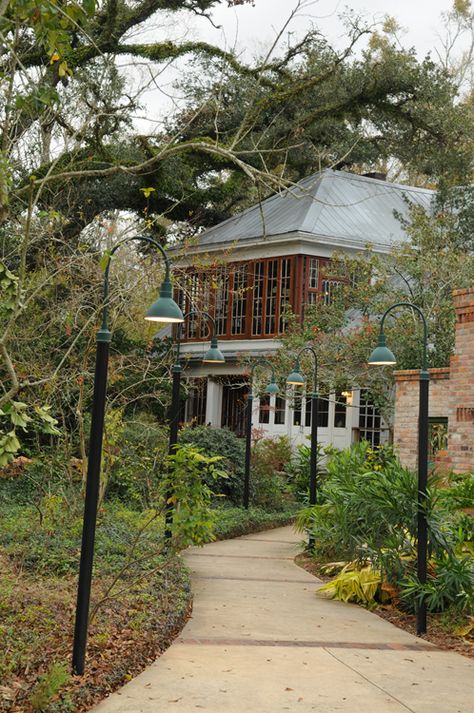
[0,556,193,713]
[295,554,474,660]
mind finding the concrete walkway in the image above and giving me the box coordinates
[93,526,474,712]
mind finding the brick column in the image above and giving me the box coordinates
[393,368,450,470]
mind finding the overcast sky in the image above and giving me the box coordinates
[190,0,455,58]
[132,0,463,128]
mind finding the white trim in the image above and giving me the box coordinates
[171,231,392,265]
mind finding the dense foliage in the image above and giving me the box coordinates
[178,425,246,504]
[0,438,294,710]
[297,443,474,614]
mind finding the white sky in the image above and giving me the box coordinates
[192,0,453,59]
[130,0,465,130]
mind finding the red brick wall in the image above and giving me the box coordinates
[394,368,450,469]
[393,288,474,472]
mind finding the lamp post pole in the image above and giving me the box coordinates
[287,347,318,547]
[165,311,223,538]
[72,236,183,676]
[243,359,279,509]
[369,302,429,635]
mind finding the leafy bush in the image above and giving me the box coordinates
[284,441,326,500]
[400,553,474,613]
[107,417,168,508]
[161,443,227,548]
[250,436,293,511]
[0,497,165,577]
[0,450,78,506]
[178,426,245,504]
[297,442,474,614]
[440,472,474,511]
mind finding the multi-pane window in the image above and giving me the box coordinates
[186,378,207,425]
[231,265,247,335]
[279,258,291,332]
[322,279,342,306]
[306,256,320,305]
[265,260,278,334]
[274,396,286,425]
[359,389,383,447]
[259,394,270,424]
[177,257,349,342]
[309,258,319,288]
[215,272,229,336]
[334,391,347,428]
[293,393,303,426]
[187,273,199,338]
[199,274,211,338]
[252,261,264,336]
[305,395,329,428]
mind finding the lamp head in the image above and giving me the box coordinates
[286,362,305,387]
[145,277,184,324]
[266,376,279,395]
[203,337,225,364]
[368,333,397,366]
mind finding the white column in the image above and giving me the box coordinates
[350,389,361,443]
[205,378,223,427]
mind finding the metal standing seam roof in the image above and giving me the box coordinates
[195,169,435,250]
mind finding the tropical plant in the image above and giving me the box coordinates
[161,443,227,548]
[319,562,384,608]
[297,443,474,613]
[284,441,327,500]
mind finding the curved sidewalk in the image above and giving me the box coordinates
[93,526,474,712]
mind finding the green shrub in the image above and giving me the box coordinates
[0,451,77,506]
[178,426,245,504]
[297,442,474,614]
[212,504,297,540]
[400,554,474,613]
[0,499,165,577]
[284,441,326,500]
[161,443,227,548]
[250,436,293,511]
[441,472,474,511]
[107,417,168,508]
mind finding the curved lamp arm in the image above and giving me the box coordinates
[175,310,217,364]
[248,357,277,397]
[290,345,318,393]
[379,302,428,371]
[100,235,174,340]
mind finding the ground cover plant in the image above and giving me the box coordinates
[0,433,296,711]
[296,442,474,651]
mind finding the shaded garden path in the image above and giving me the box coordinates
[92,526,474,712]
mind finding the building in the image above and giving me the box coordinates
[394,288,474,473]
[170,169,434,448]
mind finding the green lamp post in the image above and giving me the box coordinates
[72,236,183,676]
[368,302,429,636]
[165,311,225,538]
[287,346,319,547]
[244,359,279,509]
